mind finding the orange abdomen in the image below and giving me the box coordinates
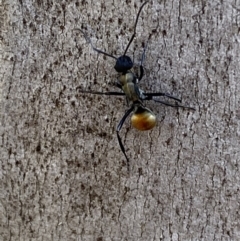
[131,110,156,131]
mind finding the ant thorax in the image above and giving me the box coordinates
[119,72,140,104]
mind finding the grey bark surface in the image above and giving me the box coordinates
[1,0,240,240]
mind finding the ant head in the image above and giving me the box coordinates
[131,105,156,131]
[114,55,133,73]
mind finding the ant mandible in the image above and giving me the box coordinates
[76,1,195,170]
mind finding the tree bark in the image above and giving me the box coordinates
[1,0,240,240]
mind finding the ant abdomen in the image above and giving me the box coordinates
[131,105,156,131]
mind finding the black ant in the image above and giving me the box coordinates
[75,1,195,170]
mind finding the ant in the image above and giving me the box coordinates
[76,1,195,170]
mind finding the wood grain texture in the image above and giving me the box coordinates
[1,0,240,240]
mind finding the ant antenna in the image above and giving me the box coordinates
[74,29,118,60]
[123,1,149,56]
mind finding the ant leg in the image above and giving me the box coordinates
[138,66,144,82]
[138,41,148,81]
[74,29,117,60]
[78,90,125,96]
[112,81,122,90]
[143,92,182,102]
[123,1,149,55]
[153,99,196,110]
[116,106,134,171]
